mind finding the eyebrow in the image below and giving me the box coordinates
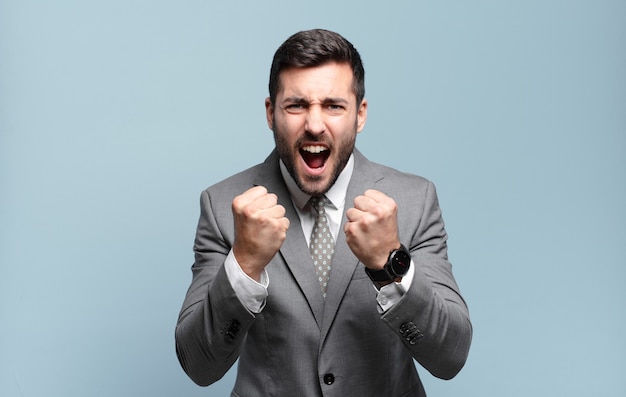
[281,96,350,105]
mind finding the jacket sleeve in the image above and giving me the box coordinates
[175,189,255,386]
[382,180,472,380]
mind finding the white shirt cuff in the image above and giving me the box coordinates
[224,250,269,314]
[376,260,415,313]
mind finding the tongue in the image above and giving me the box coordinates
[301,151,327,169]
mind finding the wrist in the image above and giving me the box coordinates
[232,247,264,282]
[364,244,411,288]
[366,241,402,270]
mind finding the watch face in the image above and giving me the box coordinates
[390,249,411,277]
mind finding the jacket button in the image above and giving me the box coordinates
[399,321,424,345]
[323,373,335,385]
[221,319,241,343]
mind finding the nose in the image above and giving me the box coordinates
[304,105,326,136]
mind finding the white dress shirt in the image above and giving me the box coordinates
[224,154,414,313]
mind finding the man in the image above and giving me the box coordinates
[176,29,471,396]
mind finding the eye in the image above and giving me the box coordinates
[282,103,307,114]
[325,103,346,114]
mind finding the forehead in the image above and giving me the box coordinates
[277,62,355,100]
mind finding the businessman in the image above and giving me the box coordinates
[176,29,472,396]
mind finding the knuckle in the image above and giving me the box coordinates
[232,201,245,215]
[370,205,384,217]
[277,204,286,216]
[242,204,259,219]
[361,216,375,230]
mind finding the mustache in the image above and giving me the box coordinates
[296,133,333,148]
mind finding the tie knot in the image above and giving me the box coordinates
[309,195,328,213]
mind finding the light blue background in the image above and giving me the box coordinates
[1,1,624,396]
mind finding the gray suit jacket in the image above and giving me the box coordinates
[176,149,471,397]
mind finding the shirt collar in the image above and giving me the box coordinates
[279,154,354,211]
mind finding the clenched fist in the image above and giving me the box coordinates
[232,186,290,281]
[344,189,401,270]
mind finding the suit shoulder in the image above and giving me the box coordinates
[204,163,261,194]
[366,159,434,190]
[202,150,278,195]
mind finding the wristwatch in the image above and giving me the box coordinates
[365,244,411,288]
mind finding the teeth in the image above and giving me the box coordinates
[302,145,327,154]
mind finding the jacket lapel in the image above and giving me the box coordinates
[254,150,325,329]
[319,150,383,345]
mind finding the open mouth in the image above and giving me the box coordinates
[300,145,330,169]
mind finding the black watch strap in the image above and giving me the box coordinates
[364,266,394,282]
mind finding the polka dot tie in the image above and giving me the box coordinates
[309,196,334,298]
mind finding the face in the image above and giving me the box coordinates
[265,62,367,196]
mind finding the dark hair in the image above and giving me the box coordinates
[268,29,365,106]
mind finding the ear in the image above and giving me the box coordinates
[356,98,368,133]
[265,97,274,130]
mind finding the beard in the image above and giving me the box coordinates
[273,123,356,196]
